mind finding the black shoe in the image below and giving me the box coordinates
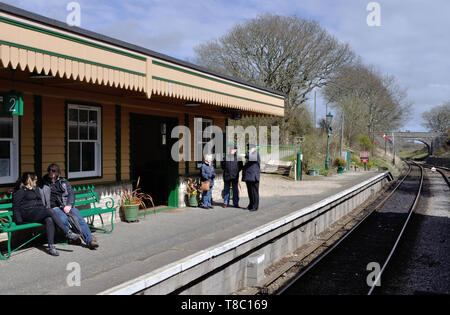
[48,245,59,256]
[88,239,99,250]
[249,208,258,212]
[66,230,80,241]
[68,237,82,245]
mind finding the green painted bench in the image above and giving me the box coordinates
[0,184,116,260]
[72,185,116,234]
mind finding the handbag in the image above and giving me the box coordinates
[201,181,210,191]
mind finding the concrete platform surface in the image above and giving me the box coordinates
[0,171,382,295]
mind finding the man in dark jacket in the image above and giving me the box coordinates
[242,144,261,211]
[40,163,99,249]
[222,145,243,208]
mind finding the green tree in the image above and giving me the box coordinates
[359,136,372,151]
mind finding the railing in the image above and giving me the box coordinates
[259,145,301,163]
[258,145,301,174]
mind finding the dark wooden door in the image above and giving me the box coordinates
[130,113,178,207]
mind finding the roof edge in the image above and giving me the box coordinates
[0,2,286,98]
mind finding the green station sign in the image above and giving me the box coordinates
[2,90,23,116]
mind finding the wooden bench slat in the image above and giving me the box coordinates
[2,222,43,232]
[0,210,13,217]
[0,203,13,210]
[74,192,97,199]
[74,198,97,207]
[79,207,114,217]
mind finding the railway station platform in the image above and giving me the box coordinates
[0,171,391,295]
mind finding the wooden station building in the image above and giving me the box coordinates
[0,3,284,212]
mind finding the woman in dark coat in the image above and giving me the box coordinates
[12,172,80,256]
[242,145,261,211]
[200,154,216,209]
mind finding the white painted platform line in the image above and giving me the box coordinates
[98,172,390,295]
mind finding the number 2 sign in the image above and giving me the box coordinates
[4,91,23,116]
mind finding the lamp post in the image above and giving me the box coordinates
[325,112,333,170]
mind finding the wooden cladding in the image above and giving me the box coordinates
[0,13,147,92]
[0,11,284,117]
[0,86,228,193]
[0,42,146,92]
[151,60,285,116]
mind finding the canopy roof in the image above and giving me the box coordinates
[0,3,284,116]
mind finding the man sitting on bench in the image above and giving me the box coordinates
[39,163,99,250]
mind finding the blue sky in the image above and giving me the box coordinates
[3,0,450,131]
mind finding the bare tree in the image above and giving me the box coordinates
[421,101,450,132]
[334,95,369,147]
[323,62,411,153]
[193,14,354,143]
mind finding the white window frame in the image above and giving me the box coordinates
[67,104,101,179]
[196,117,214,169]
[0,106,19,184]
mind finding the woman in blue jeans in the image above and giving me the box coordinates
[201,154,216,209]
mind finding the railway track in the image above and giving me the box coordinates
[262,161,425,295]
[421,163,450,187]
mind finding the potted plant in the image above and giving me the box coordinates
[185,177,201,207]
[334,157,347,174]
[121,177,155,222]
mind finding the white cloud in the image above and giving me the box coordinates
[3,0,449,131]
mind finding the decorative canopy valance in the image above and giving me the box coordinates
[0,8,284,117]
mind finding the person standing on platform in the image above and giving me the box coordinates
[242,144,261,212]
[222,145,243,208]
[201,154,216,209]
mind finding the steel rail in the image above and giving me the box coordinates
[275,163,413,295]
[422,164,450,188]
[367,161,423,295]
[374,163,413,211]
[434,168,449,187]
[423,164,449,172]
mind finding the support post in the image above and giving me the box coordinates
[325,132,330,170]
[297,149,302,181]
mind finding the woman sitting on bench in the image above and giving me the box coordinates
[12,172,80,256]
